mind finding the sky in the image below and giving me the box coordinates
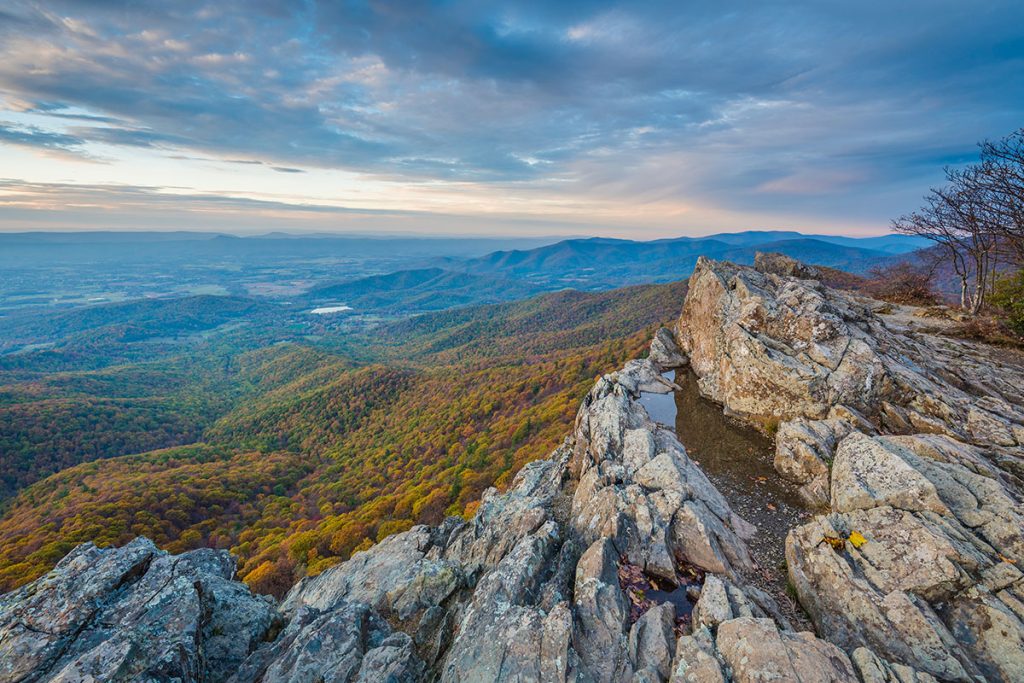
[0,1,1022,238]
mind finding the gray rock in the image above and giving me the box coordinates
[946,588,1024,683]
[231,602,424,683]
[714,616,860,682]
[676,257,1024,460]
[669,627,725,683]
[967,405,1018,447]
[669,500,753,577]
[850,647,939,683]
[440,521,569,682]
[649,327,688,370]
[787,427,1024,681]
[774,417,856,507]
[669,619,934,683]
[830,433,948,514]
[787,509,977,681]
[692,575,732,631]
[754,251,823,279]
[676,257,1024,681]
[282,524,463,623]
[574,539,633,682]
[0,540,275,683]
[628,603,676,682]
[614,358,681,396]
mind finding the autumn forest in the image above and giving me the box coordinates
[0,279,686,595]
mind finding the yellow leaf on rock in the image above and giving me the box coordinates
[848,531,867,548]
[818,535,846,552]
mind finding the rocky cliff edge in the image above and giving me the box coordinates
[2,255,1022,682]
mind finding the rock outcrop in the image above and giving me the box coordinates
[786,432,1024,682]
[2,346,900,683]
[0,538,276,683]
[676,256,1024,445]
[677,256,1024,682]
[753,251,823,280]
[3,255,1021,682]
[259,355,770,682]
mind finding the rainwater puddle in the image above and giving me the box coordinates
[638,369,812,621]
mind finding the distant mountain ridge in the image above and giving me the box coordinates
[445,232,923,289]
[297,231,926,312]
[692,230,927,253]
[1,228,926,327]
[0,232,561,267]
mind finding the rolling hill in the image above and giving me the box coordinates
[0,279,687,595]
[305,267,541,313]
[0,295,266,355]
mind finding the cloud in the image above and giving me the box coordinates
[0,178,410,216]
[0,122,86,154]
[0,1,1022,233]
[0,178,579,235]
[69,125,185,148]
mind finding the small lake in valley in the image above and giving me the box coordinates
[309,304,354,315]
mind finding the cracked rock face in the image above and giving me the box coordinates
[0,538,276,683]
[4,256,1021,682]
[786,433,1024,682]
[678,257,1024,682]
[676,256,1024,450]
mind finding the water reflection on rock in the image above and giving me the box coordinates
[638,369,811,618]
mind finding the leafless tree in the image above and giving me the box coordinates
[977,128,1024,263]
[935,167,1000,313]
[893,186,976,312]
[893,131,1024,315]
[893,128,1024,314]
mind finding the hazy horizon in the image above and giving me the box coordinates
[0,227,919,241]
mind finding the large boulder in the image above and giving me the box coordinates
[676,257,1024,457]
[676,257,889,422]
[229,602,424,683]
[0,539,275,683]
[649,327,688,370]
[787,433,1024,682]
[830,433,948,514]
[668,616,918,683]
[774,416,859,507]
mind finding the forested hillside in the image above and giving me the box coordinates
[0,280,686,595]
[0,358,246,498]
[305,267,540,313]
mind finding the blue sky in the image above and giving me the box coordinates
[0,1,1022,237]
